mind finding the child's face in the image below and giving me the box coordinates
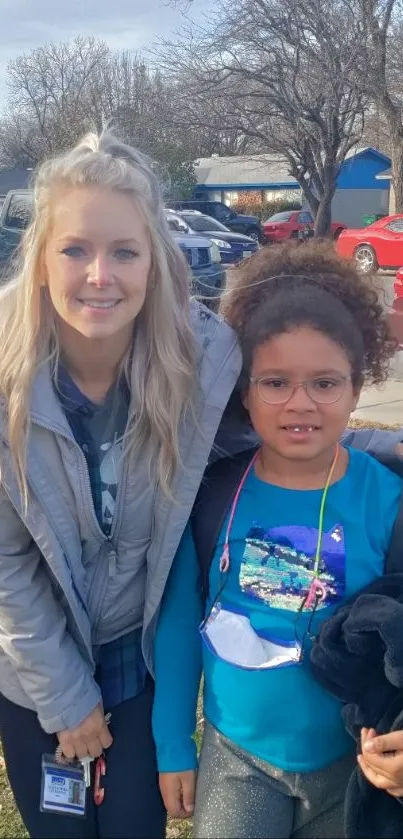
[243,327,360,462]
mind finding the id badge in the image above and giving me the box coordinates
[40,755,86,818]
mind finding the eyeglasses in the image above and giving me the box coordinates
[249,374,352,405]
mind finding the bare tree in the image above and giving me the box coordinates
[0,113,40,168]
[155,0,366,235]
[0,40,197,197]
[3,37,111,156]
[360,103,391,154]
[353,0,403,210]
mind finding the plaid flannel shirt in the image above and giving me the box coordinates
[56,366,147,709]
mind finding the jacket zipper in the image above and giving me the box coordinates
[74,444,117,566]
[30,415,120,579]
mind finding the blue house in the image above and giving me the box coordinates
[194,147,391,227]
[332,147,391,226]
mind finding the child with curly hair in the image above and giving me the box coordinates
[153,242,403,838]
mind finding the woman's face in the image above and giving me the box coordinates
[44,186,152,350]
[243,327,360,463]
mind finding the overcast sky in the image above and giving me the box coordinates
[0,0,212,106]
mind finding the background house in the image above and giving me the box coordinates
[194,154,301,206]
[195,147,391,227]
[332,147,391,225]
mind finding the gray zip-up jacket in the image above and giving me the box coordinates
[0,304,244,734]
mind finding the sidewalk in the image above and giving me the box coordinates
[353,352,403,425]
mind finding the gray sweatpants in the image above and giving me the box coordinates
[193,722,355,839]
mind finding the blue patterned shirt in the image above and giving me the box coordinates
[153,448,403,772]
[56,366,147,709]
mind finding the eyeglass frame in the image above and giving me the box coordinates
[248,373,352,405]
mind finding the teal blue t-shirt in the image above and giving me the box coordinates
[153,447,403,773]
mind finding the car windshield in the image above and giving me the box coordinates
[3,193,33,229]
[267,211,294,222]
[181,213,229,233]
[165,212,189,234]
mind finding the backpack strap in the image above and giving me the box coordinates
[385,489,403,574]
[191,446,258,598]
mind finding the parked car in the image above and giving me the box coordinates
[0,191,225,304]
[166,209,258,265]
[337,214,403,273]
[170,199,263,242]
[173,231,225,304]
[263,210,346,244]
[0,190,33,276]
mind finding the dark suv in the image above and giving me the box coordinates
[171,200,262,242]
[0,190,33,275]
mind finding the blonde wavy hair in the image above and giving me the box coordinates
[0,130,196,503]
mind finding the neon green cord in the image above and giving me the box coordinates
[313,445,340,578]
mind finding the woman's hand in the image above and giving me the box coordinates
[159,770,196,819]
[358,727,403,797]
[57,704,113,761]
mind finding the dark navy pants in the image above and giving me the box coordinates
[0,679,166,838]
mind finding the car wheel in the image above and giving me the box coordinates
[354,245,378,274]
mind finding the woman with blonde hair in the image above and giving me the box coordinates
[0,131,243,838]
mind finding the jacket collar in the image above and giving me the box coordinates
[0,361,72,440]
[29,362,74,438]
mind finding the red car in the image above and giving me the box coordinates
[337,214,403,273]
[263,210,346,244]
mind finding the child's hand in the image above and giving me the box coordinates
[159,770,196,819]
[358,727,403,797]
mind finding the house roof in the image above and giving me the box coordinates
[0,168,32,195]
[195,154,299,189]
[195,147,391,190]
[345,146,390,164]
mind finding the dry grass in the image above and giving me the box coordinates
[0,743,193,839]
[0,750,27,838]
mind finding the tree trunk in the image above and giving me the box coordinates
[292,174,319,218]
[314,189,334,237]
[391,139,403,214]
[292,162,336,237]
[377,96,403,213]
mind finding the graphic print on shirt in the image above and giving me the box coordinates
[239,523,345,611]
[99,435,123,533]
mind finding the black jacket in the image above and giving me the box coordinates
[311,574,403,838]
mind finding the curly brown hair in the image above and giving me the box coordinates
[221,240,395,388]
